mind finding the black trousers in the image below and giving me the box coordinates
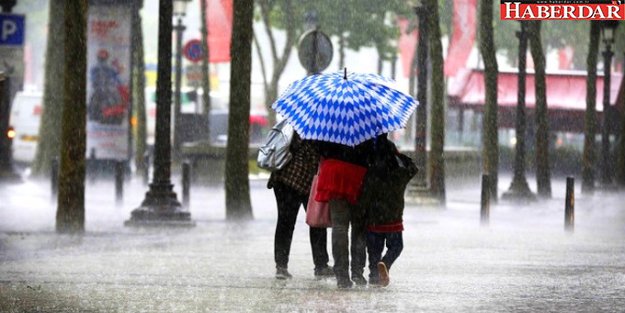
[367,231,403,279]
[329,199,367,280]
[273,182,329,270]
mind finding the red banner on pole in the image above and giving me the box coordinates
[204,0,233,63]
[444,0,477,77]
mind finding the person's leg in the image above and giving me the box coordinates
[330,199,352,288]
[302,194,331,276]
[381,232,404,270]
[350,204,367,285]
[366,231,385,284]
[273,183,300,278]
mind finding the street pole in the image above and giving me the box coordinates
[600,41,613,187]
[0,0,16,12]
[199,0,211,140]
[126,0,193,227]
[173,16,185,162]
[503,21,535,202]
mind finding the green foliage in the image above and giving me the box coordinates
[258,0,413,61]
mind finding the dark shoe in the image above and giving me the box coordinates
[377,262,389,287]
[314,266,334,278]
[276,267,292,280]
[351,274,367,286]
[337,277,353,289]
[369,276,381,286]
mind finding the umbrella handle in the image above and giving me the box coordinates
[343,67,347,80]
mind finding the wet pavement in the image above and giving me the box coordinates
[1,173,624,312]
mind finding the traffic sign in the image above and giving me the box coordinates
[298,29,333,74]
[0,14,25,46]
[185,64,202,88]
[183,39,204,63]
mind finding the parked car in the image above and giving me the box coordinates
[9,90,42,164]
[146,88,269,146]
[206,109,269,145]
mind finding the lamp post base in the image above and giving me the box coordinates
[125,183,195,227]
[502,178,536,202]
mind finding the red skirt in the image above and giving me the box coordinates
[314,158,367,205]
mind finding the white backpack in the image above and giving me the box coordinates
[257,119,294,171]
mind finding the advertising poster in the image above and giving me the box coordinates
[86,2,132,160]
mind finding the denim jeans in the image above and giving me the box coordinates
[273,182,329,270]
[330,199,367,280]
[366,231,403,280]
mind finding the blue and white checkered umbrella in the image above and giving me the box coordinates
[272,70,418,146]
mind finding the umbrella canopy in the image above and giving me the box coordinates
[272,70,418,147]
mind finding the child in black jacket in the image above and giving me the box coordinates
[359,135,417,286]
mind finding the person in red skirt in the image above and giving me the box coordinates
[313,139,375,288]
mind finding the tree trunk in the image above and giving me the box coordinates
[56,0,87,234]
[132,1,147,179]
[527,21,551,198]
[412,5,428,187]
[200,0,211,130]
[425,0,445,203]
[338,32,345,70]
[408,32,418,97]
[377,45,384,75]
[225,0,254,221]
[32,0,65,177]
[258,0,295,127]
[479,0,499,201]
[582,21,600,194]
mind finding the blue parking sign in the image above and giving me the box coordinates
[0,14,25,46]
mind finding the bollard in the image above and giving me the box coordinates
[480,174,490,226]
[51,158,59,201]
[142,152,150,186]
[564,176,574,232]
[182,161,190,208]
[115,161,124,206]
[88,148,97,184]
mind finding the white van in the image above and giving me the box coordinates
[9,90,43,164]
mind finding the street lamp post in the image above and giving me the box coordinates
[600,21,618,188]
[126,0,194,227]
[173,0,189,161]
[503,21,535,201]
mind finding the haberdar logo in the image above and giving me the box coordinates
[500,1,625,20]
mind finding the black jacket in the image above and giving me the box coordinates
[311,139,374,167]
[359,141,417,226]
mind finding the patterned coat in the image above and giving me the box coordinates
[267,133,319,196]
